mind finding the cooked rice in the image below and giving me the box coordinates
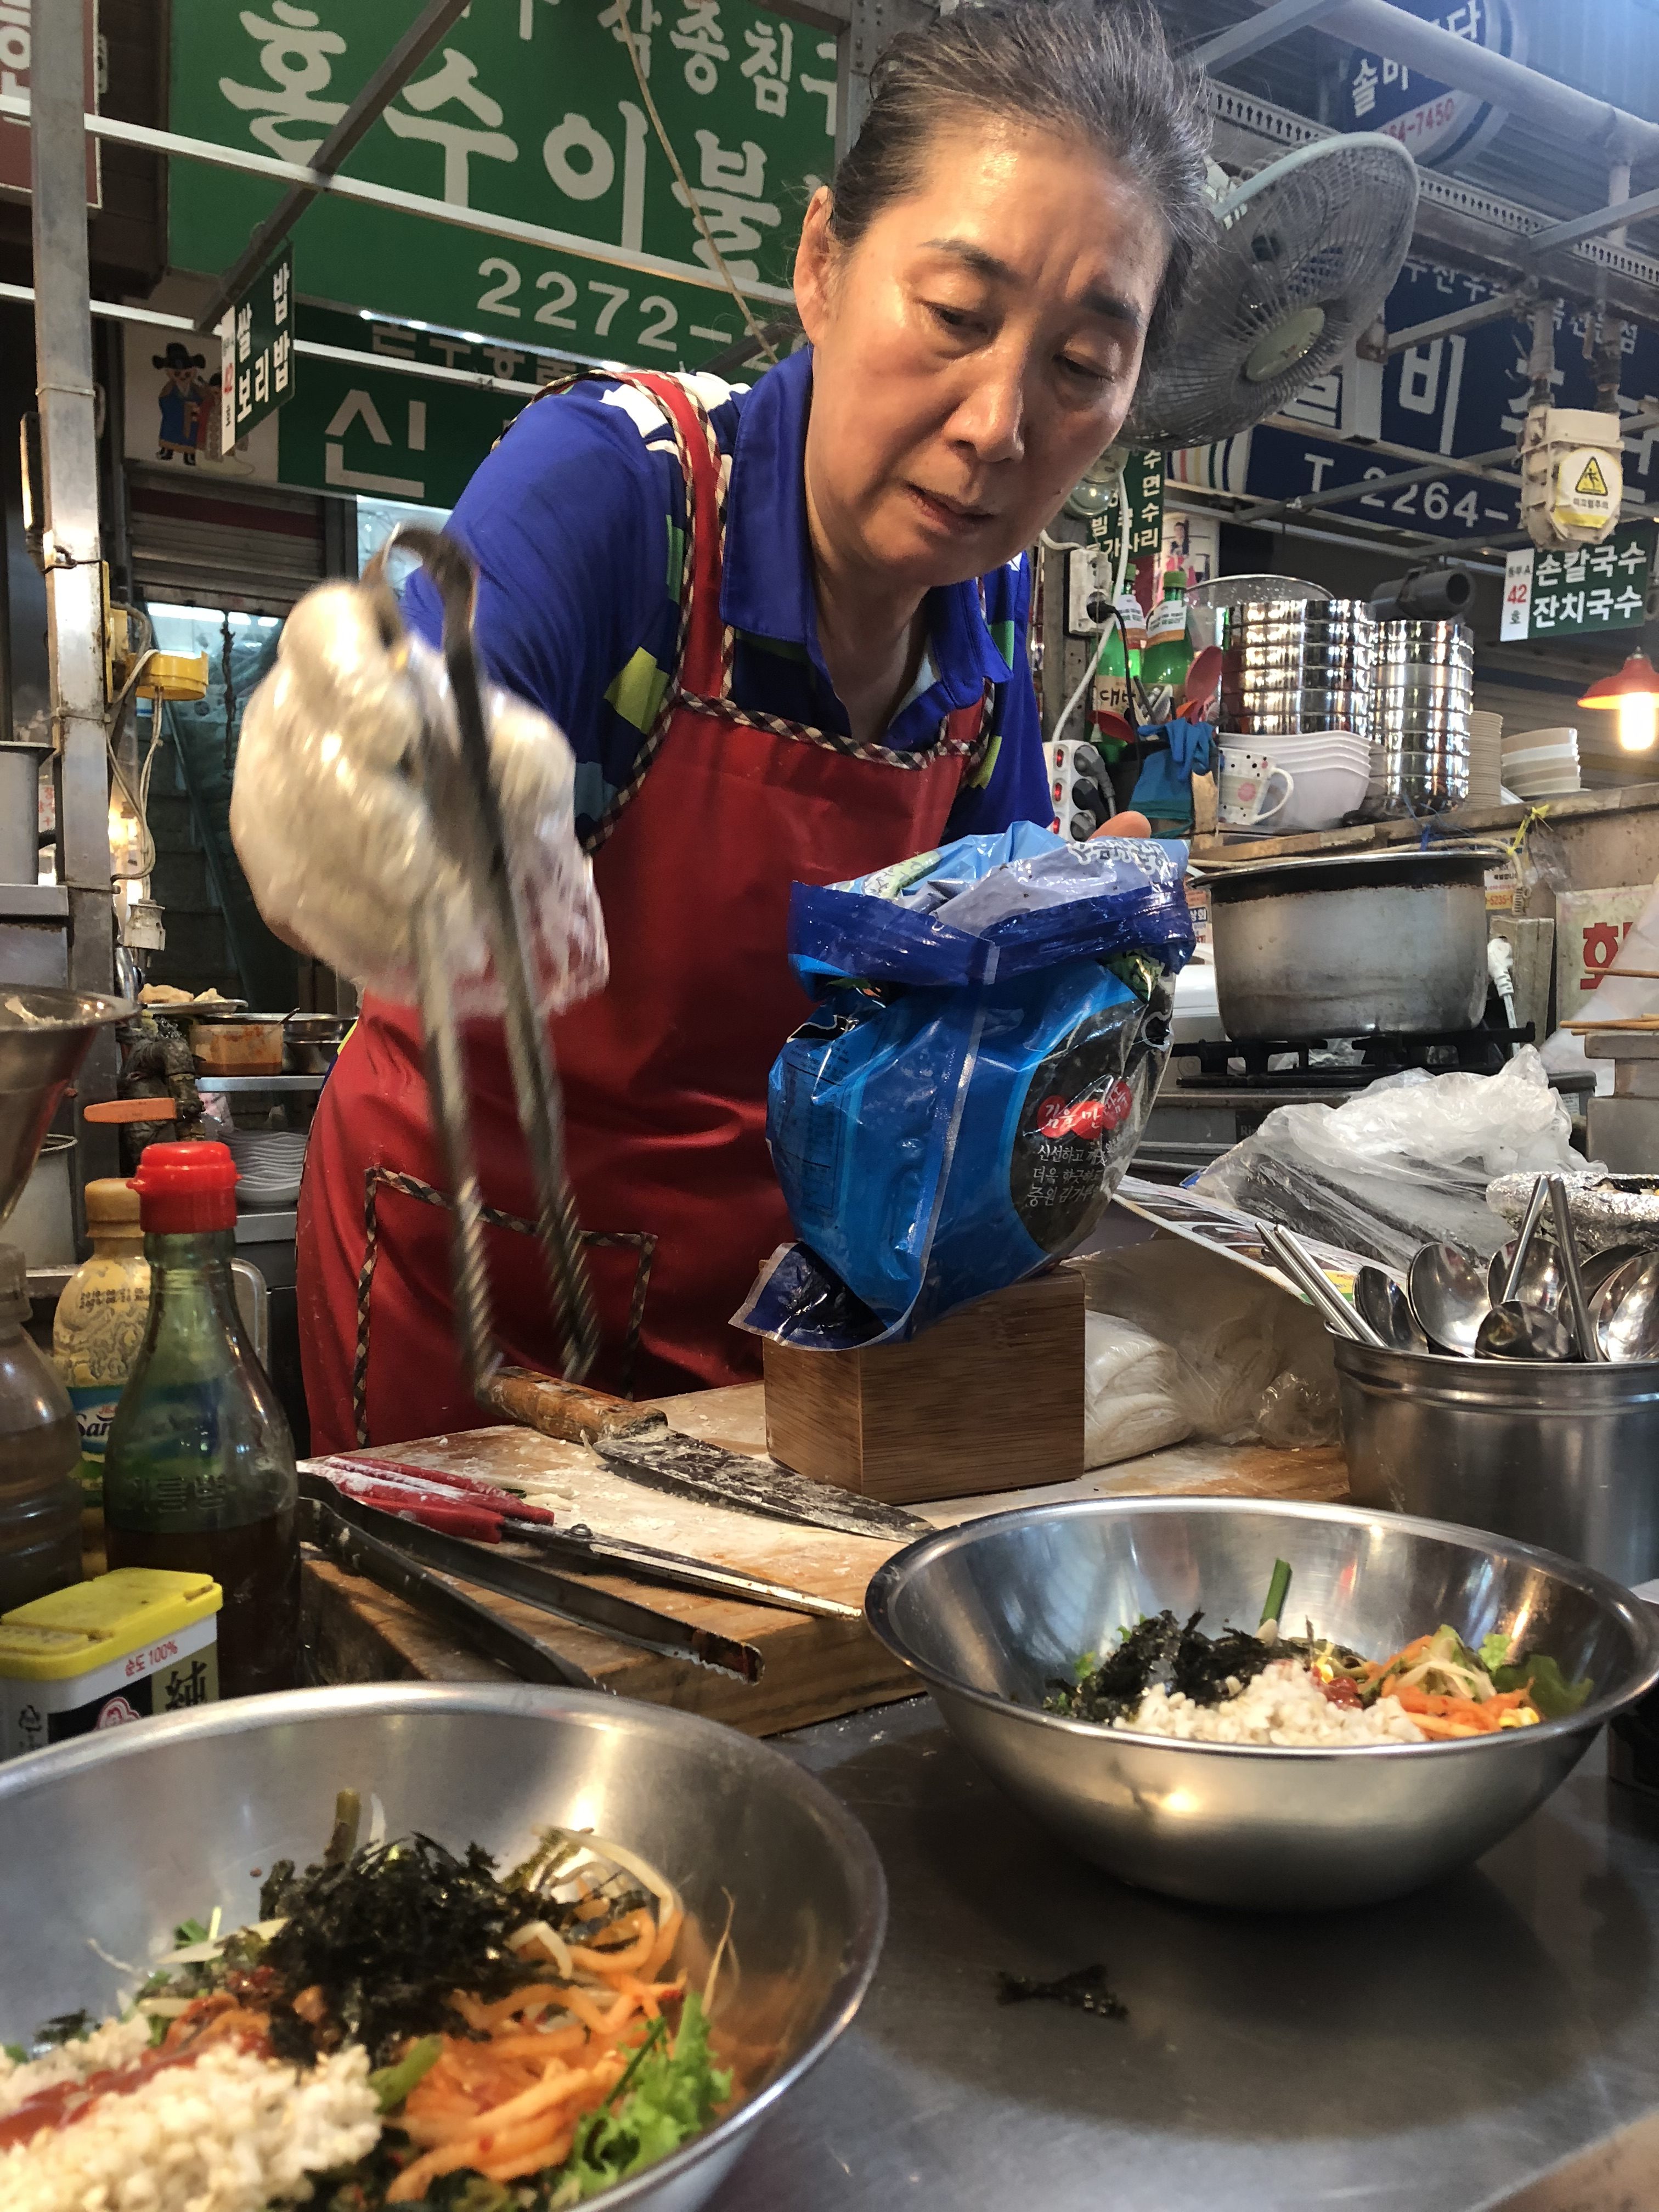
[1,2039,381,2212]
[1111,1658,1426,1747]
[0,2016,151,2120]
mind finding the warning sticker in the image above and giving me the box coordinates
[1576,454,1610,498]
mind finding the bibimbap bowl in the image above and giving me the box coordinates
[0,1685,886,2212]
[865,1497,1659,1911]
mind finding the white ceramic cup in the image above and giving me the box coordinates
[1218,748,1295,826]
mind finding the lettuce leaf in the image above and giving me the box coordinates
[1493,1653,1594,1718]
[553,1993,730,2202]
[1478,1632,1512,1674]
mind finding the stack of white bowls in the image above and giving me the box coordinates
[225,1127,309,1212]
[1502,725,1581,800]
[1236,730,1373,835]
[1466,710,1504,807]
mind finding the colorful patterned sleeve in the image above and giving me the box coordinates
[401,380,686,844]
[941,552,1051,837]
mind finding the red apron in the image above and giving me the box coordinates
[298,371,989,1451]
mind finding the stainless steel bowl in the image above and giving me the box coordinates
[0,1685,887,2212]
[865,1497,1659,1912]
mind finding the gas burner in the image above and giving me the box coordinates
[1174,1025,1536,1092]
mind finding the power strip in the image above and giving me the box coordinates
[1048,738,1114,841]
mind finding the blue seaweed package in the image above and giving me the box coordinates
[736,827,1194,1350]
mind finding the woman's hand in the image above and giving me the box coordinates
[229,582,607,1015]
[1091,810,1151,839]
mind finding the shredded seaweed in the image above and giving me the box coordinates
[1046,1609,1278,1724]
[996,1965,1128,2021]
[257,1835,574,2067]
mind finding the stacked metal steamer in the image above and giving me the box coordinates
[1220,596,1377,758]
[1373,618,1475,814]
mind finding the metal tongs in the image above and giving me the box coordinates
[361,527,599,1402]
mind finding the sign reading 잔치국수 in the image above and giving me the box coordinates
[1499,524,1656,644]
[167,0,830,370]
[1340,0,1519,170]
[215,247,295,450]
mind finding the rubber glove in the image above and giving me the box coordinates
[1127,721,1215,831]
[230,582,607,1018]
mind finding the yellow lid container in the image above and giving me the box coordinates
[0,1568,222,1681]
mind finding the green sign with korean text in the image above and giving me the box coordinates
[168,0,830,370]
[279,304,533,507]
[216,246,295,448]
[1500,524,1656,644]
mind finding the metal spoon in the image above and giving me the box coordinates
[1407,1242,1493,1357]
[1488,1172,1556,1308]
[1548,1175,1604,1363]
[1598,1250,1659,1362]
[1581,1240,1649,1311]
[1355,1265,1429,1351]
[1474,1301,1576,1362]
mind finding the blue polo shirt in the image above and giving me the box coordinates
[404,346,1047,850]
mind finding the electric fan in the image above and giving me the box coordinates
[1125,134,1420,450]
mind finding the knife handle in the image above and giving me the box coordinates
[482,1366,669,1444]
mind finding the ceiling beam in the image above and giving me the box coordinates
[1527,183,1659,258]
[194,0,474,334]
[1243,0,1659,170]
[1193,0,1351,74]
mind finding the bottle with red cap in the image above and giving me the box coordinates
[102,1143,299,1698]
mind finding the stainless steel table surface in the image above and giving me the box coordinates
[724,1697,1659,2212]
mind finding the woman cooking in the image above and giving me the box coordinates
[234,0,1211,1452]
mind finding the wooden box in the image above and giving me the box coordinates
[761,1269,1085,1505]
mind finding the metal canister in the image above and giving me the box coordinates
[1334,1336,1659,1587]
[1220,600,1376,742]
[1373,618,1475,815]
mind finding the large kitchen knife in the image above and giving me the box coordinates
[482,1368,932,1542]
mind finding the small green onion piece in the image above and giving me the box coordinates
[370,2034,444,2113]
[1259,1558,1293,1630]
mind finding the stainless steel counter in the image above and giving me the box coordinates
[727,1697,1659,2212]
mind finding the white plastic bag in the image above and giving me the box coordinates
[1193,1047,1587,1270]
[230,583,607,1018]
[1076,1240,1338,1468]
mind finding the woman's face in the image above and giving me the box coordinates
[794,121,1170,594]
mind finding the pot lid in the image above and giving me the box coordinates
[1196,842,1508,901]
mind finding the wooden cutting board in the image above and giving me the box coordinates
[302,1384,1350,1737]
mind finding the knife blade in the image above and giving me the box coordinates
[299,1477,765,1682]
[592,1431,932,1542]
[474,1369,933,1543]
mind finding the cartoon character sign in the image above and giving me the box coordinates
[153,341,211,464]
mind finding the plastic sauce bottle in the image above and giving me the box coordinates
[1140,569,1193,706]
[52,1178,151,1530]
[103,1143,299,1699]
[0,1243,84,1612]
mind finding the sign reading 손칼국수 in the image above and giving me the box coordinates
[1500,524,1656,644]
[168,0,832,370]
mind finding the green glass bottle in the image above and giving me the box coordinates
[1140,568,1193,707]
[103,1143,298,1699]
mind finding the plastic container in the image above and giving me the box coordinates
[0,1566,221,1759]
[0,1243,83,1614]
[52,1177,151,1515]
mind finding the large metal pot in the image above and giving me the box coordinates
[1335,1336,1659,1586]
[1204,845,1495,1037]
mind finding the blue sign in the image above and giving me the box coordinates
[1165,256,1659,545]
[1341,0,1520,171]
